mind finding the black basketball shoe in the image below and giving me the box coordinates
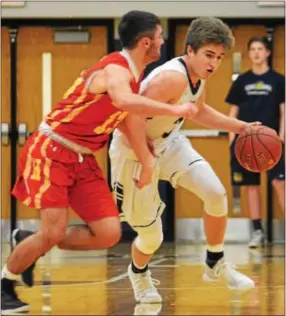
[12,229,36,287]
[1,278,29,314]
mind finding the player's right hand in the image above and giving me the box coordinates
[147,137,156,157]
[133,163,153,189]
[175,102,199,119]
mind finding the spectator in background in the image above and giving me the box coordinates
[226,36,285,248]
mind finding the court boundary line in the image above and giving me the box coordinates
[32,257,168,288]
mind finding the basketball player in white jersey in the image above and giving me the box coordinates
[110,17,258,303]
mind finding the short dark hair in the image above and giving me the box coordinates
[184,17,234,54]
[247,36,271,51]
[118,10,161,49]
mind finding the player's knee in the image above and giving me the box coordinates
[39,207,68,251]
[204,184,228,216]
[135,230,163,255]
[89,216,121,248]
[208,185,227,204]
[40,227,66,252]
[102,228,121,248]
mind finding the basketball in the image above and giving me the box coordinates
[234,125,282,172]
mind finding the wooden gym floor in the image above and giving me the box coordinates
[2,243,285,315]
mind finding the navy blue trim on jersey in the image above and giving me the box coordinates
[178,57,202,95]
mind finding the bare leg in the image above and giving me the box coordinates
[128,220,163,303]
[57,217,121,250]
[272,179,285,212]
[246,186,261,220]
[246,185,265,238]
[177,164,227,263]
[131,241,152,268]
[7,208,68,275]
[203,212,227,250]
[246,185,265,247]
[130,218,163,270]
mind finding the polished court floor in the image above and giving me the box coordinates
[2,243,285,315]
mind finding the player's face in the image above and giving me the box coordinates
[248,42,270,66]
[188,44,225,79]
[146,25,164,62]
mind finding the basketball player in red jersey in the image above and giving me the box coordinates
[1,11,197,314]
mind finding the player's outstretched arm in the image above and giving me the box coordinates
[194,103,261,133]
[105,65,196,118]
[192,92,260,133]
[140,70,200,119]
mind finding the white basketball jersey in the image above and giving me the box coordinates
[141,57,205,142]
[112,57,205,155]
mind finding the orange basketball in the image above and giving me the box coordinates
[234,125,282,172]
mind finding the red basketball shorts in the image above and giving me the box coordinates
[12,131,119,222]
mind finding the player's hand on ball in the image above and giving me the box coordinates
[239,121,261,133]
[247,121,262,127]
[235,125,282,172]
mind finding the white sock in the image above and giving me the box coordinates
[2,264,20,281]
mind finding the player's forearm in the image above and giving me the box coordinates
[115,93,179,117]
[120,115,153,167]
[193,104,246,134]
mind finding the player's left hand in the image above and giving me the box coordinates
[239,121,261,133]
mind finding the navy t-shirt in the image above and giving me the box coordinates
[226,69,285,133]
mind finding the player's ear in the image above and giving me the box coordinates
[142,37,151,49]
[186,44,195,57]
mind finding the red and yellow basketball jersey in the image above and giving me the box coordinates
[45,51,143,151]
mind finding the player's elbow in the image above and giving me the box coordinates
[113,99,126,110]
[112,93,133,110]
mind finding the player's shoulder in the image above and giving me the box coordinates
[83,52,130,78]
[95,52,130,72]
[150,68,187,89]
[144,58,187,86]
[140,57,189,96]
[150,57,185,75]
[100,51,127,64]
[163,57,188,74]
[103,52,133,74]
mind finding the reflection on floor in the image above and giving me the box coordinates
[2,243,285,315]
